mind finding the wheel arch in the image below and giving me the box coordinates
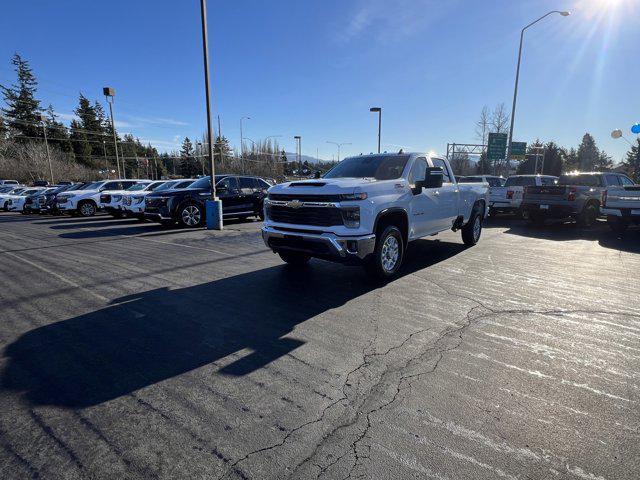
[373,208,409,247]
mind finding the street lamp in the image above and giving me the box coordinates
[369,107,382,153]
[326,141,352,163]
[103,87,122,178]
[505,10,570,162]
[294,135,302,176]
[199,0,222,229]
[37,114,54,184]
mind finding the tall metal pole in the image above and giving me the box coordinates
[377,110,381,153]
[102,141,108,178]
[217,114,224,170]
[106,99,121,179]
[200,0,217,200]
[506,10,570,163]
[40,120,54,184]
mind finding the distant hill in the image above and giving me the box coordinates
[283,152,326,164]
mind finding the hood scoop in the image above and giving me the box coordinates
[289,182,326,187]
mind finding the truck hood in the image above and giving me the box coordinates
[270,177,380,196]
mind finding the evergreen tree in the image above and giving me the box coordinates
[563,147,579,172]
[623,138,640,182]
[577,133,599,171]
[69,119,92,166]
[0,53,43,140]
[476,152,491,175]
[45,105,73,154]
[179,137,197,177]
[594,150,613,171]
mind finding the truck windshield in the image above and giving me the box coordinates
[505,177,536,187]
[324,155,410,180]
[558,174,601,187]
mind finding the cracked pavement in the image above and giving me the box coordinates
[0,213,639,479]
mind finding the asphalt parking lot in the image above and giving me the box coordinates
[0,213,639,480]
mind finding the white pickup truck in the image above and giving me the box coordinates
[602,181,640,233]
[262,153,489,279]
[489,174,558,216]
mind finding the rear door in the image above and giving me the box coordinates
[237,177,260,213]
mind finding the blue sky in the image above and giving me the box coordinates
[1,0,638,162]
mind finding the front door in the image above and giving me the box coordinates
[430,158,458,230]
[408,157,440,238]
[216,176,243,214]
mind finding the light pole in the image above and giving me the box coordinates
[505,10,570,162]
[611,129,634,146]
[240,116,250,174]
[37,114,54,184]
[102,140,108,178]
[369,107,381,153]
[199,0,222,229]
[103,87,122,178]
[294,136,302,176]
[326,141,352,163]
[197,142,205,176]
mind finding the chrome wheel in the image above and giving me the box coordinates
[381,235,399,273]
[181,205,201,226]
[473,215,482,242]
[80,203,95,216]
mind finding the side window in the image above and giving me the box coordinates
[431,158,452,183]
[122,181,137,189]
[604,174,621,186]
[620,176,635,186]
[103,182,120,191]
[409,158,427,184]
[218,176,239,191]
[238,177,256,193]
[258,179,271,189]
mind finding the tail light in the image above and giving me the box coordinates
[567,187,577,201]
[601,189,608,207]
[506,190,514,199]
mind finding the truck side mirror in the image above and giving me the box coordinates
[425,167,444,188]
[412,180,425,195]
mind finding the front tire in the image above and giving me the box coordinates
[364,225,404,280]
[179,203,204,227]
[278,251,310,266]
[462,207,483,246]
[78,201,97,217]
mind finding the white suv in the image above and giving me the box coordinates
[56,180,140,217]
[100,180,155,218]
[122,179,196,218]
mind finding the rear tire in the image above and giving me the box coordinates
[278,251,310,266]
[608,216,628,234]
[578,204,598,228]
[461,206,483,246]
[364,225,404,280]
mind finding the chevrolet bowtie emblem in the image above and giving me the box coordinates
[287,200,303,209]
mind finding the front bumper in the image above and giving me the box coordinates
[262,225,375,262]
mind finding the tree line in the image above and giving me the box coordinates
[451,103,640,181]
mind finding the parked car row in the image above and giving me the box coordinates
[2,174,273,228]
[477,171,638,232]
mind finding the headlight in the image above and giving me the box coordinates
[341,206,360,228]
[339,192,367,201]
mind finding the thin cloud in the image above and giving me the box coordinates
[54,111,133,128]
[124,115,189,127]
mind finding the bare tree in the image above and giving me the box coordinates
[490,103,510,134]
[475,106,490,146]
[450,152,473,176]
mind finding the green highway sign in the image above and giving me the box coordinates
[487,132,507,161]
[510,141,527,159]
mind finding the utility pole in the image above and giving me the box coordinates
[38,114,54,184]
[369,107,381,153]
[199,0,222,229]
[102,140,108,179]
[326,141,352,163]
[103,87,122,178]
[240,116,250,174]
[294,136,302,176]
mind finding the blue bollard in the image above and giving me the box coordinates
[205,199,223,230]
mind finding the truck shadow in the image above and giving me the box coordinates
[1,238,466,409]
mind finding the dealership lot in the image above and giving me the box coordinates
[0,213,638,480]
